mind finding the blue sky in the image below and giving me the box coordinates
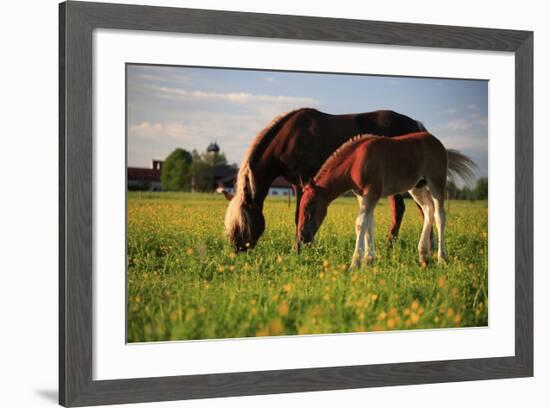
[127,64,488,183]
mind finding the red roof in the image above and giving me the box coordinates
[127,167,161,182]
[216,175,293,189]
[271,176,293,188]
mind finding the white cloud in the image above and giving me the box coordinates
[446,118,471,130]
[133,73,190,84]
[433,114,488,133]
[129,66,196,85]
[128,113,270,167]
[438,133,487,152]
[128,82,321,168]
[129,121,190,140]
[150,86,318,106]
[428,114,489,162]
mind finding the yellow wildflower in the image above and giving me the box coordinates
[268,319,284,336]
[278,302,289,317]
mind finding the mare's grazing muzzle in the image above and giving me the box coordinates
[296,227,315,253]
[298,230,314,244]
[230,209,265,253]
[231,232,259,253]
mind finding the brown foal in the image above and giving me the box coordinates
[297,131,475,267]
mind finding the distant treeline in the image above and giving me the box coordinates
[161,148,234,192]
[447,177,488,201]
[161,146,488,200]
[342,177,488,200]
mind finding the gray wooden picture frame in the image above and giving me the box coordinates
[59,1,533,406]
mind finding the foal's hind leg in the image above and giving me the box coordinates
[428,183,448,264]
[387,195,405,243]
[415,199,436,250]
[409,187,435,264]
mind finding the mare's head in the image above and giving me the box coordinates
[224,193,265,252]
[297,182,327,247]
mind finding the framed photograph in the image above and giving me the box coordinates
[59,1,533,406]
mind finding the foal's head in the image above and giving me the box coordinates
[297,183,328,246]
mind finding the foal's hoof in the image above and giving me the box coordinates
[349,257,361,270]
[419,255,430,268]
[364,256,375,266]
[419,252,430,266]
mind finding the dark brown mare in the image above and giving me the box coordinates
[296,132,476,267]
[224,108,428,251]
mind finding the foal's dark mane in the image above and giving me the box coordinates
[313,133,380,183]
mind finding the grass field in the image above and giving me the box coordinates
[127,192,488,342]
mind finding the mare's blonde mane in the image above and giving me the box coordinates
[224,109,302,238]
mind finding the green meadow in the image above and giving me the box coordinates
[127,192,488,342]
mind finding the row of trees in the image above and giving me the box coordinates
[447,177,488,201]
[161,148,232,192]
[160,147,488,200]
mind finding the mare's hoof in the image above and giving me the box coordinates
[386,235,398,248]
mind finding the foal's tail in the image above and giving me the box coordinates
[446,149,477,184]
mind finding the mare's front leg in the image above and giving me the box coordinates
[293,184,303,227]
[292,184,303,251]
[387,195,405,243]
